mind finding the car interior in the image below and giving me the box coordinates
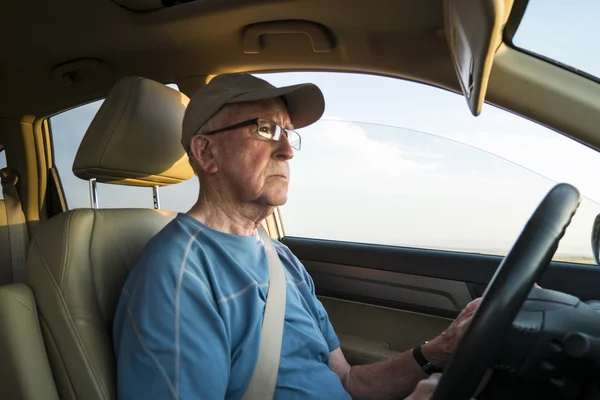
[1,0,600,399]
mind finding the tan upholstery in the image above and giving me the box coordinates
[0,196,29,285]
[0,283,59,400]
[26,209,176,399]
[23,77,192,399]
[0,200,13,284]
[72,76,194,187]
[1,168,31,284]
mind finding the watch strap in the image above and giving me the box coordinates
[412,342,443,375]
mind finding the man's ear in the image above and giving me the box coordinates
[190,135,219,174]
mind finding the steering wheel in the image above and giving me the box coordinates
[431,183,581,400]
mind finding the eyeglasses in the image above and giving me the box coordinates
[201,118,301,150]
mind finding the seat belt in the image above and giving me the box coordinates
[0,168,29,283]
[241,225,287,400]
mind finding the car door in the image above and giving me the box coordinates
[255,71,600,366]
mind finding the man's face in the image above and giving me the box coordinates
[203,99,294,207]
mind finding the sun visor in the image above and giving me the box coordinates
[443,0,515,116]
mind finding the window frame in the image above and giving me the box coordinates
[503,0,600,85]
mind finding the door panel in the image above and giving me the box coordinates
[320,296,451,365]
[285,237,600,364]
[310,261,472,314]
[287,237,600,305]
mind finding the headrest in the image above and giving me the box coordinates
[73,77,194,187]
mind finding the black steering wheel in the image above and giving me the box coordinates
[431,183,581,400]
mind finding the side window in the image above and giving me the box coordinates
[49,87,199,212]
[0,149,6,199]
[254,72,600,264]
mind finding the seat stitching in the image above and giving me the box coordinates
[32,227,111,400]
[38,312,77,398]
[85,210,112,399]
[58,211,77,290]
[122,289,178,399]
[174,227,203,399]
[88,210,106,323]
[27,297,60,392]
[0,290,34,311]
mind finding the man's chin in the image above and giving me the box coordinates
[260,197,287,208]
[258,191,288,207]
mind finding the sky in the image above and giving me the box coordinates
[50,1,600,263]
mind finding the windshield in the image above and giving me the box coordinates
[512,0,600,80]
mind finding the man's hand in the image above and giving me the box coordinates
[333,284,540,399]
[423,283,540,365]
[404,373,441,400]
[422,297,482,366]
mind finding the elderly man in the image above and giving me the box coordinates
[112,73,480,400]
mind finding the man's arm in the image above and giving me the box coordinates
[328,298,480,399]
[114,264,230,399]
[329,346,429,400]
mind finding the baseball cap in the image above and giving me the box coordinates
[181,73,325,150]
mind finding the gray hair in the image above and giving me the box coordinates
[187,105,236,176]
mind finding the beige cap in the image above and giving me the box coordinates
[181,73,325,150]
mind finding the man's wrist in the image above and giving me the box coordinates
[420,340,448,368]
[412,342,443,375]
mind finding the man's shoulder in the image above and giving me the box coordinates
[130,215,206,278]
[146,216,197,255]
[271,239,311,282]
[272,239,296,261]
[120,215,222,308]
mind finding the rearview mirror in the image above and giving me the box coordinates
[591,214,600,264]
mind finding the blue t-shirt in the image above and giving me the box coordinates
[113,213,351,399]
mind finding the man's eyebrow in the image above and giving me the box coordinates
[279,118,294,130]
[260,116,294,130]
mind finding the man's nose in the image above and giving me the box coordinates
[273,134,294,161]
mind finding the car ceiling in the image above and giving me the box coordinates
[0,0,460,120]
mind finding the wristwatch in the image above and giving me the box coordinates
[412,341,443,375]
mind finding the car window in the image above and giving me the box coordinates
[0,149,6,199]
[49,88,199,212]
[253,72,600,264]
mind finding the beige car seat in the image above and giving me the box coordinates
[24,76,193,400]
